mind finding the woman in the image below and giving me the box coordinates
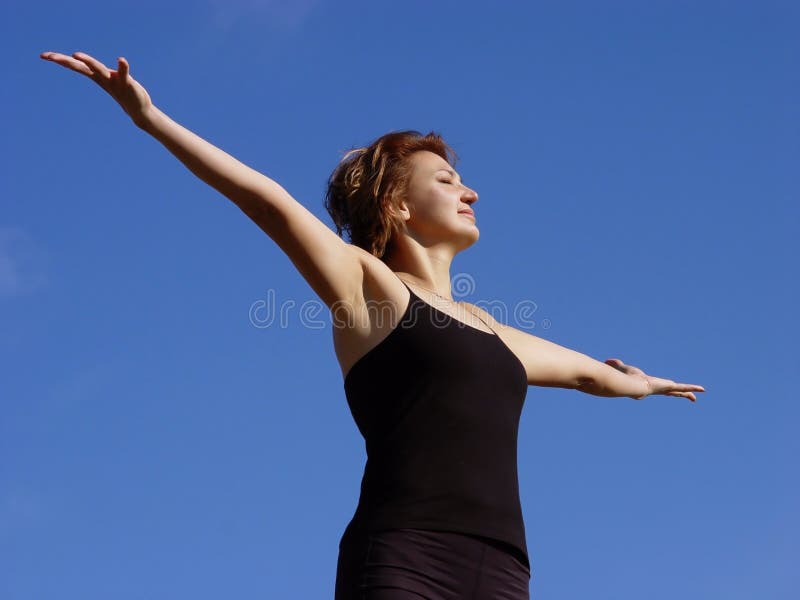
[40,51,705,599]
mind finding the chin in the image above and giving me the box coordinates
[456,228,480,252]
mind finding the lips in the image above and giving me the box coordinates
[458,210,475,218]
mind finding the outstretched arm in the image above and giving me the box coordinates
[39,51,365,312]
[464,304,705,402]
[510,326,703,402]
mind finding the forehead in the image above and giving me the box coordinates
[410,150,454,173]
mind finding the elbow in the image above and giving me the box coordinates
[574,367,613,396]
[236,191,285,232]
[574,375,599,393]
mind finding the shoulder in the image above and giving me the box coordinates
[330,247,412,378]
[460,299,533,371]
[462,299,545,346]
[461,300,505,329]
[463,299,596,389]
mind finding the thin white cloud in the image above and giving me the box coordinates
[207,0,322,32]
[0,227,48,298]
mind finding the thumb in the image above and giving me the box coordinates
[117,56,129,79]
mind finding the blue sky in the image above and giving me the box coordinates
[2,1,798,598]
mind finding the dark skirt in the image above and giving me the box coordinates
[335,527,531,599]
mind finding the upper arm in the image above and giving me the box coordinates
[465,304,602,388]
[237,178,365,312]
[497,323,601,388]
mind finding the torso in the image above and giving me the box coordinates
[336,260,531,566]
[333,249,514,380]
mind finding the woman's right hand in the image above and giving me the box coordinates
[40,51,154,128]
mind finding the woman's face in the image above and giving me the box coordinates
[399,151,480,250]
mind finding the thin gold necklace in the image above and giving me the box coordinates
[397,274,495,333]
[396,275,461,305]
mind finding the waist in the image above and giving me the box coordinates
[342,514,529,570]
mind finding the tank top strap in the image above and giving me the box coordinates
[467,308,499,336]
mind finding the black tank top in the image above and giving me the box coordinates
[340,280,530,568]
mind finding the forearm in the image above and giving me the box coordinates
[577,361,651,400]
[136,106,285,216]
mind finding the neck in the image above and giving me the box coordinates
[383,239,455,297]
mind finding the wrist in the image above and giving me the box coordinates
[132,104,159,132]
[629,376,652,400]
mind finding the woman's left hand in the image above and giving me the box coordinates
[40,51,154,127]
[605,358,705,402]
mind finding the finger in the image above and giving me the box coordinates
[675,383,705,392]
[606,358,645,377]
[72,51,111,79]
[667,391,696,402]
[117,57,130,80]
[605,358,627,372]
[40,51,94,77]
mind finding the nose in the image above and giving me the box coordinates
[462,185,478,204]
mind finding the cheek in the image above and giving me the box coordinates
[406,187,455,224]
[420,200,454,224]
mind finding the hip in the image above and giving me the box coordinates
[335,527,530,600]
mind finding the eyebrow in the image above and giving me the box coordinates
[436,168,464,184]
